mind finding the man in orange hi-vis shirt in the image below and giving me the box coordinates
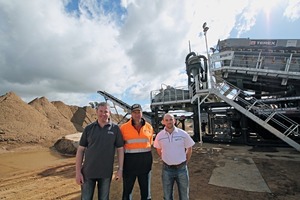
[120,104,154,200]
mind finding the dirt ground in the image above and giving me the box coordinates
[1,142,300,200]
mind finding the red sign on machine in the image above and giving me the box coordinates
[249,40,277,46]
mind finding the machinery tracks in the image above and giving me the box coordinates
[0,161,80,200]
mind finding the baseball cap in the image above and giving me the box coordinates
[131,104,142,111]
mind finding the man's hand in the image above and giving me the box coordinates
[114,169,123,181]
[76,172,84,185]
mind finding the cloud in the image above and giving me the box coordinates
[284,0,300,21]
[0,0,131,104]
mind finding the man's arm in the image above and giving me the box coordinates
[185,147,193,163]
[75,146,85,185]
[156,148,162,159]
[115,147,124,181]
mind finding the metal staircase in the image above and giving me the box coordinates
[209,76,300,151]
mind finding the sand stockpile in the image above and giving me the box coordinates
[0,91,97,148]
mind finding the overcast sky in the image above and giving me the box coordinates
[0,0,300,111]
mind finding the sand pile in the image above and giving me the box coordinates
[0,91,97,148]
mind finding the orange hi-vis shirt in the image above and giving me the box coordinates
[120,118,154,153]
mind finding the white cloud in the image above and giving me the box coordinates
[0,0,132,105]
[284,0,300,21]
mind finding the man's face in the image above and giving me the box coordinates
[97,105,110,123]
[131,110,142,122]
[163,115,175,129]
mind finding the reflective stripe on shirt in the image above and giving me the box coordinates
[125,147,152,153]
[125,138,149,144]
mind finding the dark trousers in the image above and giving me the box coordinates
[122,171,151,200]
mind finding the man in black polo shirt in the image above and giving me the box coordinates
[76,102,124,200]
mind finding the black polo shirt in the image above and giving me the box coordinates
[80,121,124,179]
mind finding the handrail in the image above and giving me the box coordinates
[213,76,300,138]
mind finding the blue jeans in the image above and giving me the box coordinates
[122,171,151,200]
[162,164,189,200]
[81,177,112,200]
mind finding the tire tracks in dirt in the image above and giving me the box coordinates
[0,160,81,200]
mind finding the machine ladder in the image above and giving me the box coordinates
[210,77,300,151]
